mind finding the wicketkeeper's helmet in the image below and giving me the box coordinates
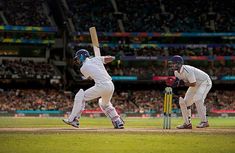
[168,55,184,71]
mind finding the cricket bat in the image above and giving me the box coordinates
[89,27,101,57]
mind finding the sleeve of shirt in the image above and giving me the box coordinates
[185,68,196,83]
[98,56,105,64]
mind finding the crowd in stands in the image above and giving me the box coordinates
[0,89,234,114]
[117,61,235,78]
[93,63,234,81]
[73,45,235,57]
[207,0,235,32]
[66,0,234,32]
[1,51,234,82]
[66,0,119,32]
[3,0,50,26]
[3,32,55,40]
[71,45,235,80]
[0,89,72,111]
[116,0,163,32]
[122,0,235,32]
[1,0,234,32]
[72,62,235,81]
[0,59,61,79]
[207,90,235,111]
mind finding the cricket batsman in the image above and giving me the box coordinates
[167,55,212,129]
[63,49,124,129]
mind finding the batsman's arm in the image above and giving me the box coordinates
[81,75,92,80]
[103,56,115,64]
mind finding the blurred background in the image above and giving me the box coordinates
[0,0,234,118]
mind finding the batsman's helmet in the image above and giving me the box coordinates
[168,55,184,71]
[74,49,90,63]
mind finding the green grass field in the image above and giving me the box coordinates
[0,117,235,153]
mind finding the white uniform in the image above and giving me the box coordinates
[81,57,114,104]
[175,65,212,123]
[69,56,120,122]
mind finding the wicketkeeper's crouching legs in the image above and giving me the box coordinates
[177,97,192,129]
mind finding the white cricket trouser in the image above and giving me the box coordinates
[68,81,115,122]
[84,81,114,104]
[85,81,120,121]
[183,79,212,122]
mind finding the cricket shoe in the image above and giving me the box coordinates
[112,117,124,129]
[62,118,79,128]
[176,123,192,129]
[196,121,209,128]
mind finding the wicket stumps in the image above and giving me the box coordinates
[163,87,173,129]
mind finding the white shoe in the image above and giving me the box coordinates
[62,118,79,128]
[112,117,124,129]
[196,121,209,128]
[176,123,192,129]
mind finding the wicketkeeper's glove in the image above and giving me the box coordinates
[166,77,184,88]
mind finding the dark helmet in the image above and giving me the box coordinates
[168,55,184,71]
[74,49,90,63]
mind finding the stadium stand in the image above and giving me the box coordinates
[65,0,235,32]
[0,89,72,111]
[66,0,119,32]
[0,59,61,80]
[0,89,234,115]
[3,0,51,26]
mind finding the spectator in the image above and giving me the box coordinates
[3,0,50,26]
[1,89,234,113]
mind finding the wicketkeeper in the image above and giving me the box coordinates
[167,55,212,129]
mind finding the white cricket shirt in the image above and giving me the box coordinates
[174,65,211,85]
[80,57,112,83]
